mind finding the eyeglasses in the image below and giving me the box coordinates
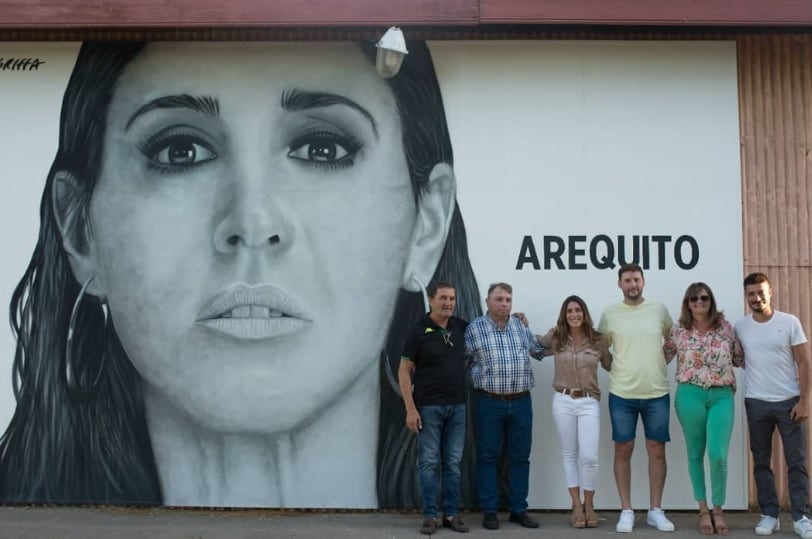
[689,295,710,303]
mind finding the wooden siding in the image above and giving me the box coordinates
[738,33,812,510]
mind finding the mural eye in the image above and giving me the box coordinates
[288,131,361,166]
[139,127,218,172]
[151,138,216,166]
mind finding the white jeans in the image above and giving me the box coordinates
[552,391,600,491]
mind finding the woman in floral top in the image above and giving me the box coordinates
[664,282,743,536]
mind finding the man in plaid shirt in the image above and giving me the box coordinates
[464,282,544,530]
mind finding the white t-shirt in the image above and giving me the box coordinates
[735,311,808,401]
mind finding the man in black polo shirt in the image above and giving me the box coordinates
[399,281,470,535]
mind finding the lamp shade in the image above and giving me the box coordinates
[375,26,408,78]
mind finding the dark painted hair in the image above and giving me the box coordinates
[0,41,482,509]
[1,42,159,504]
[368,41,481,509]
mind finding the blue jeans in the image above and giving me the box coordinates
[474,392,533,513]
[417,403,466,518]
[745,397,810,521]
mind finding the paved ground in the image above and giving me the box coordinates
[0,506,798,539]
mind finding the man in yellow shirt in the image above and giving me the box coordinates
[598,263,673,533]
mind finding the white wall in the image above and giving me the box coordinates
[433,40,743,509]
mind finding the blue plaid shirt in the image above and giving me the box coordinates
[465,313,545,394]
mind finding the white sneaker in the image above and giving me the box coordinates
[646,508,675,532]
[794,516,812,539]
[755,514,780,535]
[616,509,634,533]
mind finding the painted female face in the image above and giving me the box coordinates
[565,301,584,329]
[87,42,416,432]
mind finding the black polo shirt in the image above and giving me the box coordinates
[401,314,468,407]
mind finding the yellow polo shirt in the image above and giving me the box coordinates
[598,299,672,399]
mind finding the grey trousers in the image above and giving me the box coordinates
[745,397,810,520]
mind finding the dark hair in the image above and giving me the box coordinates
[743,272,770,288]
[617,263,643,280]
[0,43,160,504]
[487,282,512,295]
[678,282,724,330]
[427,281,455,298]
[549,295,602,352]
[371,41,481,509]
[0,41,482,508]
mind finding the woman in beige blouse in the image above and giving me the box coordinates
[537,295,612,528]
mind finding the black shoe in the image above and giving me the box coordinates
[420,517,437,535]
[443,514,470,533]
[483,512,499,530]
[509,512,539,528]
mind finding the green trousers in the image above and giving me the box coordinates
[674,382,735,507]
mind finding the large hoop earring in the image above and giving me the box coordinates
[381,350,402,397]
[65,276,108,396]
[411,275,429,313]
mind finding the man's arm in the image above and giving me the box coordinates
[464,324,478,362]
[598,335,613,371]
[597,312,612,348]
[663,327,677,364]
[661,306,674,363]
[398,358,422,433]
[791,343,811,422]
[523,323,545,360]
[535,329,556,358]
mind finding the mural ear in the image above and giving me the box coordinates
[402,163,457,293]
[52,171,106,298]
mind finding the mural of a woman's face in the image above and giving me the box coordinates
[82,42,419,432]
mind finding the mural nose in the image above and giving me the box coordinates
[224,233,282,247]
[214,204,292,253]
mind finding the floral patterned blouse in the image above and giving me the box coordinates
[664,318,743,388]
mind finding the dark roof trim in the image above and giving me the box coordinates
[0,0,810,29]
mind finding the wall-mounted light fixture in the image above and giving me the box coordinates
[375,26,408,78]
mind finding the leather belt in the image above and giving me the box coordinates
[559,388,592,399]
[475,388,530,401]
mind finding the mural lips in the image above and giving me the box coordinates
[196,284,311,340]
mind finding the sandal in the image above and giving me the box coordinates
[698,511,714,535]
[584,504,599,527]
[713,509,730,536]
[571,504,586,528]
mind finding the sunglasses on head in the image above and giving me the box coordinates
[689,295,710,303]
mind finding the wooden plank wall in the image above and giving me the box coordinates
[737,33,812,510]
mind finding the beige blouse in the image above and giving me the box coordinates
[537,330,612,400]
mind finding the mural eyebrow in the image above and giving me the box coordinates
[125,95,220,130]
[281,89,379,139]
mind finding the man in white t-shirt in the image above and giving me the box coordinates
[735,272,811,539]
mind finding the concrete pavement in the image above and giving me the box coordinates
[0,506,792,539]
